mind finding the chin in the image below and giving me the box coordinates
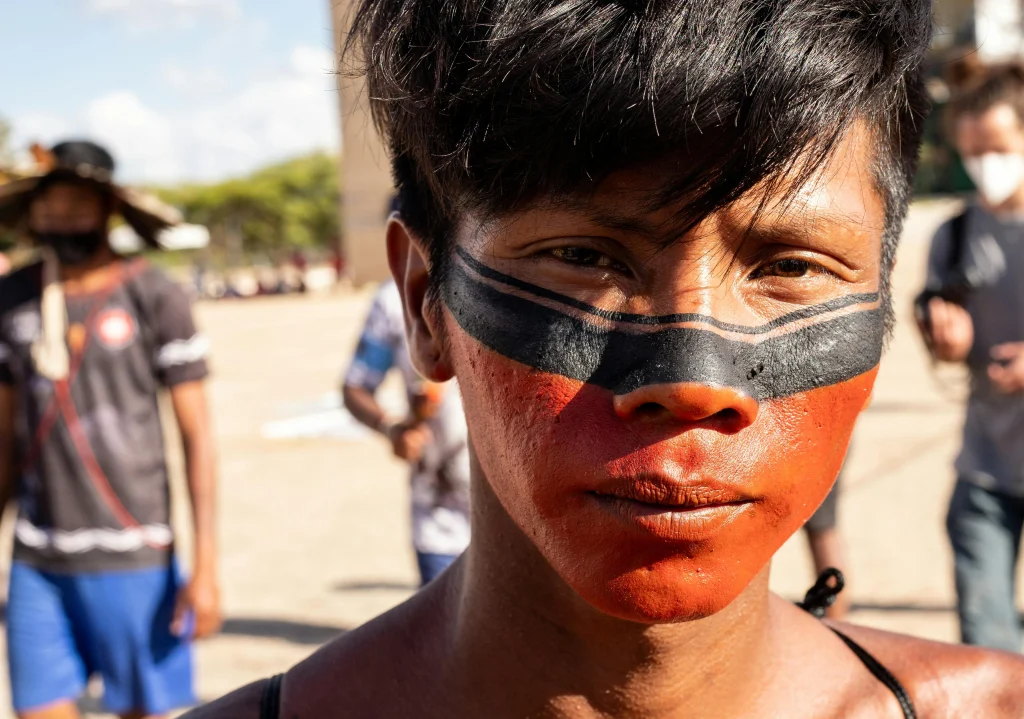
[600,576,745,624]
[550,537,782,624]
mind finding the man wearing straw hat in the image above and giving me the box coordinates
[0,140,220,718]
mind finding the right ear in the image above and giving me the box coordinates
[386,217,455,382]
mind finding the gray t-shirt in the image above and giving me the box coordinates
[0,260,209,572]
[927,204,1024,496]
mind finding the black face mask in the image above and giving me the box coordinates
[33,231,107,267]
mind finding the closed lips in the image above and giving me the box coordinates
[590,481,754,509]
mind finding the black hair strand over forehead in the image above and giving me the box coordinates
[345,0,933,311]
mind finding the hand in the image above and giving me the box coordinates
[387,421,432,463]
[988,342,1024,394]
[172,571,223,640]
[410,382,446,422]
[924,297,973,362]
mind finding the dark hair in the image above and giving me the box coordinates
[947,61,1024,126]
[33,139,118,209]
[348,0,931,321]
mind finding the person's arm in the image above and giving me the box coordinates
[342,383,390,434]
[343,383,431,462]
[143,271,221,639]
[343,286,431,462]
[918,220,974,363]
[926,296,973,362]
[986,342,1024,394]
[0,384,17,522]
[169,379,222,639]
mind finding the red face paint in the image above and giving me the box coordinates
[454,333,874,621]
[444,249,880,622]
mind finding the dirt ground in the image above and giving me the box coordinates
[1,198,1019,716]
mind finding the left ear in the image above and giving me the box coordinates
[386,217,455,383]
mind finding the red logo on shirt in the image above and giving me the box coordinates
[95,309,136,350]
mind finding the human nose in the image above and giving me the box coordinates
[612,382,759,433]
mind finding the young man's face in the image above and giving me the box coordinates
[955,104,1024,208]
[28,182,109,236]
[435,124,885,622]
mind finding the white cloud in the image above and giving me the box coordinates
[86,91,180,180]
[10,45,340,185]
[161,62,228,97]
[289,45,337,76]
[83,0,241,30]
[9,112,73,146]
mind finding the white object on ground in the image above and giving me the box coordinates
[261,391,407,441]
[109,223,211,253]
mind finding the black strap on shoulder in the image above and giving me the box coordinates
[259,674,284,719]
[799,569,917,719]
[830,628,917,719]
[947,209,969,277]
[798,567,844,618]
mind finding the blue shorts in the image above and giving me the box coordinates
[415,551,458,587]
[7,560,196,715]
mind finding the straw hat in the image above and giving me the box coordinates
[0,140,181,246]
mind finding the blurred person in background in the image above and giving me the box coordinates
[917,64,1024,653]
[329,248,346,286]
[342,270,470,587]
[0,140,221,718]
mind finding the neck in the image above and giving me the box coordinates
[445,466,777,719]
[58,247,122,292]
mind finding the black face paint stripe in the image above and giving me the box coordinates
[454,246,879,335]
[444,255,883,399]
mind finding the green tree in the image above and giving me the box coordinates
[157,152,341,258]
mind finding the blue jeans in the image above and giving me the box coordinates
[946,479,1024,652]
[415,552,458,587]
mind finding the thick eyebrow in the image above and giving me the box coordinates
[531,196,683,241]
[522,191,878,253]
[726,210,879,252]
[580,208,665,238]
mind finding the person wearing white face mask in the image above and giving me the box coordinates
[917,63,1024,653]
[964,152,1024,207]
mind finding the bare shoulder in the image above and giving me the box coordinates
[834,622,1024,718]
[184,581,452,719]
[181,680,266,719]
[288,605,443,713]
[282,579,455,718]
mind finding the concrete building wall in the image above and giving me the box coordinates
[332,0,394,285]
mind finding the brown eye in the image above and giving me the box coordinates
[550,246,620,269]
[752,258,814,279]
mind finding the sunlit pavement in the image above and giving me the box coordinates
[0,198,1019,716]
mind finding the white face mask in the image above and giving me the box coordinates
[964,153,1024,206]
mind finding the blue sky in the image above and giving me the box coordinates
[0,0,340,184]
